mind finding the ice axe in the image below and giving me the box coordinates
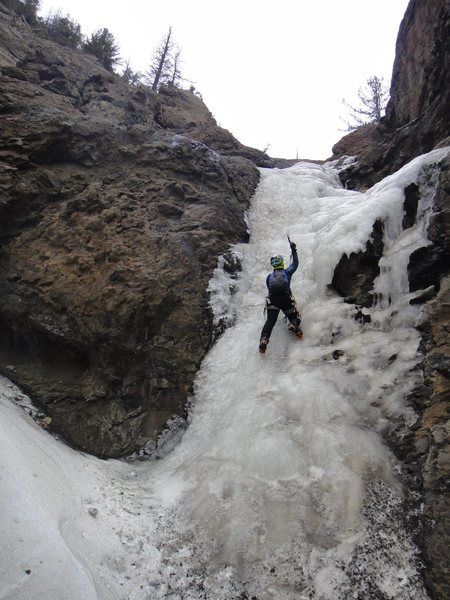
[287,233,292,260]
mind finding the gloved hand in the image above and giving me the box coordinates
[290,241,297,251]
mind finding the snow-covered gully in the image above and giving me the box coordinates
[1,147,449,599]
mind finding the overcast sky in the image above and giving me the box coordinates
[39,0,411,160]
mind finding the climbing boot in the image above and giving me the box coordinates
[259,338,269,353]
[288,324,303,339]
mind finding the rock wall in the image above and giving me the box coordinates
[332,0,450,189]
[387,0,450,130]
[414,157,450,599]
[0,4,268,457]
[331,146,450,600]
[329,1,450,596]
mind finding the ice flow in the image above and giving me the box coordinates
[1,147,449,599]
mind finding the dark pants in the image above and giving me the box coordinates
[260,294,301,340]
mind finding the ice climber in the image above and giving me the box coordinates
[259,239,303,353]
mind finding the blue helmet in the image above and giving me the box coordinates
[270,255,284,269]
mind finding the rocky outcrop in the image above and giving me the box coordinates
[416,277,450,600]
[330,153,450,600]
[155,85,274,168]
[329,0,450,592]
[386,0,450,132]
[331,220,383,307]
[413,157,450,600]
[0,4,265,457]
[331,0,450,189]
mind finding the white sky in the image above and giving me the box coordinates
[38,0,411,160]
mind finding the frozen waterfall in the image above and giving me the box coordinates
[1,147,449,599]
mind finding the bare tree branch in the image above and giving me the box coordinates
[341,76,389,131]
[145,27,187,91]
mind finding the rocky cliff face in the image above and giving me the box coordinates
[387,0,449,132]
[414,157,450,600]
[330,1,450,597]
[0,4,271,457]
[332,0,450,189]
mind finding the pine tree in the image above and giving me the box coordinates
[146,27,183,91]
[121,59,142,86]
[4,0,40,24]
[341,76,389,131]
[169,48,183,86]
[83,28,121,72]
[44,11,83,49]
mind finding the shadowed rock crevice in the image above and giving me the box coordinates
[408,158,450,297]
[402,182,419,229]
[331,220,384,307]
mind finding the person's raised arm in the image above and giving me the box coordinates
[286,241,298,275]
